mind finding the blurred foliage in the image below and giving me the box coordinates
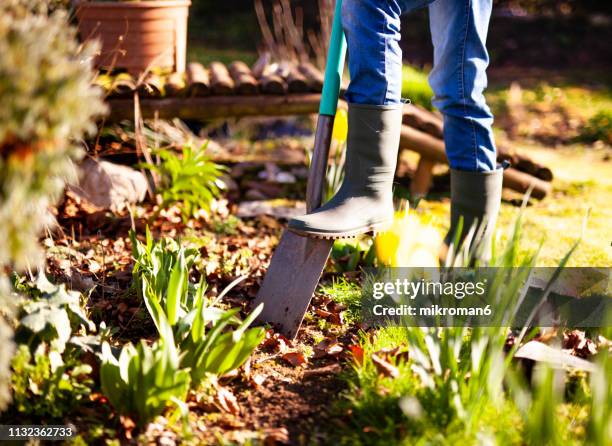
[493,0,611,15]
[0,0,106,270]
[8,273,97,419]
[401,65,434,110]
[11,344,93,419]
[0,0,105,412]
[0,280,13,412]
[578,110,612,145]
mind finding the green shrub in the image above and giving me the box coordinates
[7,274,97,419]
[0,0,105,411]
[578,110,612,145]
[13,273,96,353]
[142,144,226,221]
[11,344,93,419]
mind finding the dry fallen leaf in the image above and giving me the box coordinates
[263,427,290,445]
[313,338,343,358]
[282,351,307,367]
[216,386,241,415]
[250,374,266,389]
[348,345,365,366]
[371,353,400,378]
[315,308,332,319]
[262,330,292,353]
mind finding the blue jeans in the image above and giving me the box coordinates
[342,0,496,172]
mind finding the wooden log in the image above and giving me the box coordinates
[260,72,287,95]
[94,73,113,96]
[411,156,436,199]
[209,61,235,95]
[536,167,554,182]
[95,73,135,98]
[298,63,324,92]
[286,65,309,93]
[112,73,136,97]
[403,104,554,182]
[106,94,323,121]
[186,62,211,97]
[399,125,551,199]
[402,104,443,139]
[137,73,164,98]
[228,61,259,95]
[164,72,186,97]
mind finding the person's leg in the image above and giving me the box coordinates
[344,0,434,105]
[428,0,503,260]
[288,0,418,238]
[429,0,496,172]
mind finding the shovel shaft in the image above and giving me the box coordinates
[306,115,334,212]
[307,0,347,211]
[319,0,347,117]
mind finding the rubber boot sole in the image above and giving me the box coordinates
[287,220,392,240]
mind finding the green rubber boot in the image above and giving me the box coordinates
[444,168,504,262]
[288,104,403,239]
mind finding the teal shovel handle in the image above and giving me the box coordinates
[319,0,347,116]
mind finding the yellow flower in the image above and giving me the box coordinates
[375,209,442,267]
[332,108,348,143]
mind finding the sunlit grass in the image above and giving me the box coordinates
[401,65,434,110]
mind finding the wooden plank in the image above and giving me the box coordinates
[209,61,235,95]
[103,95,550,199]
[298,63,324,92]
[186,62,211,97]
[228,61,259,95]
[411,156,435,200]
[165,72,186,97]
[399,125,551,199]
[106,94,322,121]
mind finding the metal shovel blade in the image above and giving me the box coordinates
[254,230,333,339]
[254,115,336,339]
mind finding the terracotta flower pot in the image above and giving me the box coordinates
[76,1,191,74]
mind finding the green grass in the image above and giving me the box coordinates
[318,278,362,324]
[415,144,612,267]
[401,65,434,110]
[325,217,604,445]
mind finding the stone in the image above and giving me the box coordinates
[70,158,148,212]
